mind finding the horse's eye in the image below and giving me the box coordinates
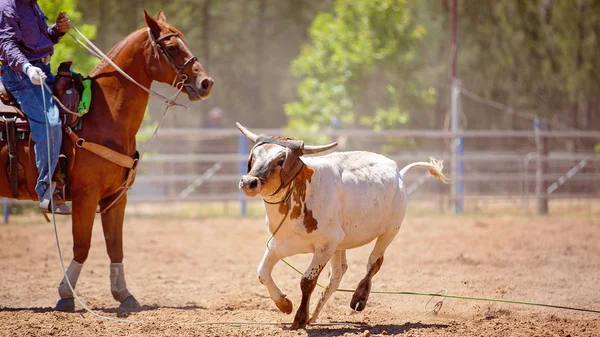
[166,45,177,52]
[277,159,285,167]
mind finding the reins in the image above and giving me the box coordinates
[68,22,188,108]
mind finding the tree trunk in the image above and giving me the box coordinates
[202,0,212,70]
[254,0,267,120]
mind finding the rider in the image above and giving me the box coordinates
[0,0,70,213]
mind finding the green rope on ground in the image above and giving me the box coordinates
[338,290,600,314]
[267,195,600,315]
[282,258,600,314]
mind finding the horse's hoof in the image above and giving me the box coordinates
[55,297,75,312]
[119,295,141,313]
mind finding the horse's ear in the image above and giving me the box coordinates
[157,10,167,23]
[143,9,161,38]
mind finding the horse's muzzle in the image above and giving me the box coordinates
[189,76,213,101]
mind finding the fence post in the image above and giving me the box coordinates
[451,78,464,214]
[2,198,8,223]
[534,119,549,215]
[456,135,464,213]
[238,134,248,217]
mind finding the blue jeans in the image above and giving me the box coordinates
[1,62,61,200]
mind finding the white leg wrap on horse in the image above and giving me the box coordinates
[110,263,132,302]
[58,260,83,299]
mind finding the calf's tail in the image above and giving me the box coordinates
[399,157,449,184]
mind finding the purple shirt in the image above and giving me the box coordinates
[0,0,63,72]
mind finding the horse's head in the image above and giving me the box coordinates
[143,10,213,101]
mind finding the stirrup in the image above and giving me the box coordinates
[39,199,72,222]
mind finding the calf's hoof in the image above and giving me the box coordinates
[350,295,368,312]
[55,297,75,312]
[276,296,293,314]
[119,295,141,313]
[291,310,309,330]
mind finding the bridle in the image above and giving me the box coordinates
[67,22,190,107]
[147,28,197,82]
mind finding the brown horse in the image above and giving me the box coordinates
[0,10,213,312]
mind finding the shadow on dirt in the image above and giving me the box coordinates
[91,303,208,314]
[0,306,56,313]
[303,321,450,337]
[0,304,207,314]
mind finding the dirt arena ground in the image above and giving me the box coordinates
[0,208,599,336]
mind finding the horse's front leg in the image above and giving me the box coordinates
[100,193,141,313]
[55,194,99,311]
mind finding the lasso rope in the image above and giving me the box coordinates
[32,22,600,330]
[38,70,369,327]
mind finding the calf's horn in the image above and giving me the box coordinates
[236,122,338,154]
[236,122,260,143]
[303,142,338,155]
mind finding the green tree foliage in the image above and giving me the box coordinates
[457,0,600,132]
[285,0,432,131]
[446,0,600,152]
[42,0,599,148]
[285,0,600,153]
[78,0,330,129]
[38,0,97,74]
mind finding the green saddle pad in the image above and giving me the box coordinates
[78,79,92,115]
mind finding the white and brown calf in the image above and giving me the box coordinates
[236,123,449,329]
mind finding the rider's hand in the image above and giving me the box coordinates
[56,12,70,34]
[23,63,44,86]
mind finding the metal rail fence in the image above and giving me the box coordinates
[128,128,600,215]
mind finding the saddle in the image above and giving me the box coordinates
[0,61,88,199]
